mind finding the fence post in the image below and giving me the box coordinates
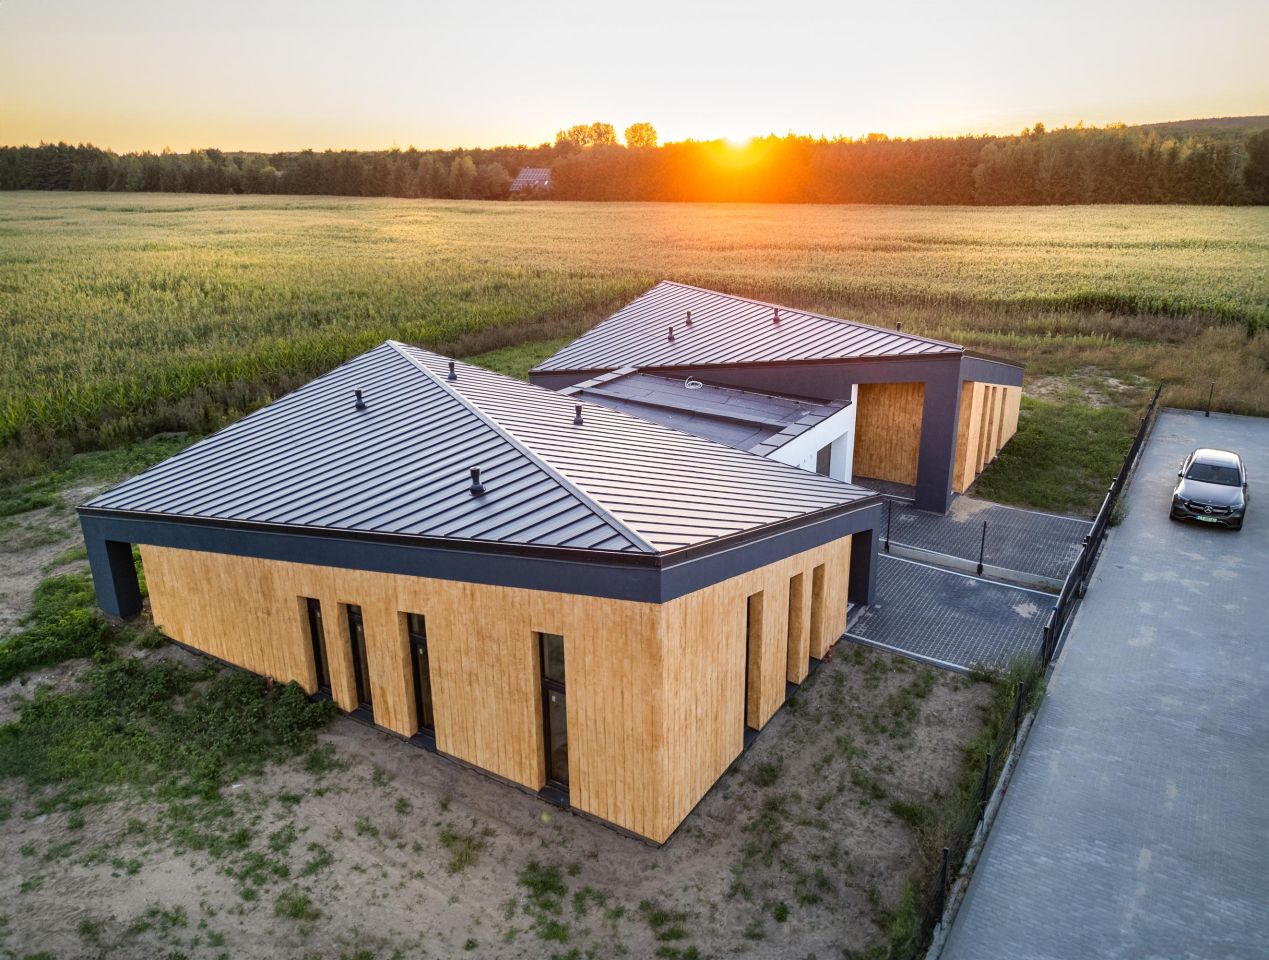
[1012,681,1024,737]
[885,498,892,553]
[979,752,993,809]
[976,520,987,576]
[1205,379,1215,418]
[1077,535,1091,597]
[936,846,950,916]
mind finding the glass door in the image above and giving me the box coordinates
[305,598,331,695]
[346,604,372,715]
[538,633,568,790]
[406,613,435,738]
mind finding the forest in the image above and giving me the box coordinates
[2,121,1267,205]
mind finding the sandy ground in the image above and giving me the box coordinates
[0,483,102,635]
[0,633,995,960]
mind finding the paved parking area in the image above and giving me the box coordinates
[883,496,1090,583]
[943,409,1269,960]
[848,555,1050,672]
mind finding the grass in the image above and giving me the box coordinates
[975,396,1140,514]
[1,194,1267,483]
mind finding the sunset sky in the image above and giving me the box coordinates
[2,0,1266,152]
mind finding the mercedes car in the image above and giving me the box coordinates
[1170,448,1249,530]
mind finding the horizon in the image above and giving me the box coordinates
[2,0,1267,154]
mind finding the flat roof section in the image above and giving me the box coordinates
[533,280,964,375]
[559,369,849,456]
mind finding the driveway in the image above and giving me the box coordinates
[942,409,1269,960]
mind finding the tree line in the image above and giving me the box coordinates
[3,122,1266,204]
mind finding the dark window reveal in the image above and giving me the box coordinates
[406,613,435,736]
[538,633,568,789]
[305,598,330,693]
[346,604,372,712]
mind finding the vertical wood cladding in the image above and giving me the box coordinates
[952,383,1022,494]
[139,533,854,844]
[853,382,925,485]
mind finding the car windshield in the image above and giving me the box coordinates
[1185,461,1241,486]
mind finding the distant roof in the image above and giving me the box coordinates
[559,369,849,458]
[87,342,875,555]
[533,281,963,374]
[510,167,552,191]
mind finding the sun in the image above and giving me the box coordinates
[723,134,753,149]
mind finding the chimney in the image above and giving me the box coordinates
[448,360,458,381]
[468,467,486,496]
[573,404,584,426]
[354,389,366,410]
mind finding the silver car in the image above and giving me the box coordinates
[1170,448,1249,530]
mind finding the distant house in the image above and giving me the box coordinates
[532,282,1025,513]
[80,341,880,843]
[509,167,552,194]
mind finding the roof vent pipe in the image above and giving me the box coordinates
[667,325,675,343]
[447,360,457,381]
[773,307,780,324]
[896,321,903,331]
[573,404,584,426]
[468,467,486,496]
[685,310,692,326]
[354,389,366,410]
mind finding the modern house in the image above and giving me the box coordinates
[509,167,552,194]
[531,282,1024,513]
[80,341,881,843]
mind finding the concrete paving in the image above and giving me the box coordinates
[883,495,1091,583]
[942,409,1269,960]
[848,556,1050,671]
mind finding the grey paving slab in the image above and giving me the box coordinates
[943,409,1269,960]
[884,496,1091,582]
[848,556,1050,671]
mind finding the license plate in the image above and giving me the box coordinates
[1196,516,1220,523]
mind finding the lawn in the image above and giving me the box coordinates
[2,194,1268,485]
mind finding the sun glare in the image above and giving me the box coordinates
[724,135,753,149]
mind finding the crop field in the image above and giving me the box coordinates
[2,193,1268,486]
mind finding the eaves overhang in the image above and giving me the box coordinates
[78,494,882,605]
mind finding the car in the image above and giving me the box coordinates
[1170,448,1249,530]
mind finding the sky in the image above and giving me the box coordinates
[1,0,1266,152]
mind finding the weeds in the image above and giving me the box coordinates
[439,822,492,874]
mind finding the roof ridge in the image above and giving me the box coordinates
[656,279,964,352]
[386,341,658,555]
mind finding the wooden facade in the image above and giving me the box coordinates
[952,382,1022,493]
[852,382,925,485]
[139,534,853,844]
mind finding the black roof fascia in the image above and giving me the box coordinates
[960,354,1025,387]
[79,495,882,605]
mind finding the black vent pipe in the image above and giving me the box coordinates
[354,389,366,410]
[469,467,486,496]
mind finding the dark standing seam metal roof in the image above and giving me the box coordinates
[87,342,875,555]
[558,369,849,458]
[532,280,963,374]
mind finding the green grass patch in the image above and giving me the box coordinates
[974,397,1137,516]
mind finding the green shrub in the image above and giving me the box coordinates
[0,608,124,683]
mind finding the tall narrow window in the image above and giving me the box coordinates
[538,633,568,791]
[809,564,826,661]
[304,598,330,694]
[745,592,764,730]
[815,443,832,476]
[406,613,435,738]
[346,604,372,714]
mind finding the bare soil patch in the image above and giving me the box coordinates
[0,638,995,960]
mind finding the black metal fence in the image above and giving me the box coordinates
[901,383,1164,959]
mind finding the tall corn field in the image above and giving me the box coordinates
[2,193,1267,479]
